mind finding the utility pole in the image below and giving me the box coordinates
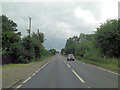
[26,17,31,61]
[27,17,31,36]
[37,29,40,43]
[37,29,41,58]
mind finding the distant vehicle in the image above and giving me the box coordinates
[67,54,75,61]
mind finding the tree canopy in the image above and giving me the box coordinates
[62,19,120,60]
[2,15,50,64]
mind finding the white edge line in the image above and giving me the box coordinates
[41,60,51,69]
[32,73,35,76]
[87,86,90,88]
[41,64,46,68]
[16,84,22,88]
[72,70,85,83]
[36,71,38,73]
[16,60,52,88]
[88,64,120,75]
[23,77,31,84]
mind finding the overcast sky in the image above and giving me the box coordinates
[2,0,119,51]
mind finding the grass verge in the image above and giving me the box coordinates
[75,56,120,72]
[2,55,54,69]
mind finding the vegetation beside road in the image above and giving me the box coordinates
[76,56,119,71]
[61,19,120,71]
[1,15,57,64]
[2,55,54,69]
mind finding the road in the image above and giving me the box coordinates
[18,54,119,88]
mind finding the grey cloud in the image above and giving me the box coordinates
[2,2,102,51]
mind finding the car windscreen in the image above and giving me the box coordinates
[68,54,73,56]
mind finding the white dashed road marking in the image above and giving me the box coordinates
[23,77,31,84]
[16,85,22,88]
[72,69,85,83]
[36,71,38,73]
[66,64,70,68]
[16,60,52,88]
[64,61,66,63]
[32,73,35,76]
[87,86,90,88]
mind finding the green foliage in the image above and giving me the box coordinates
[2,15,49,64]
[49,49,57,55]
[2,15,23,63]
[61,48,65,54]
[62,19,119,68]
[95,19,120,57]
[20,32,45,63]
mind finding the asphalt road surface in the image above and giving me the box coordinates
[18,54,119,88]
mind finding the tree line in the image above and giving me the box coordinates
[61,19,120,61]
[1,15,57,64]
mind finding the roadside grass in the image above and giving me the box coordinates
[2,55,54,69]
[75,56,120,71]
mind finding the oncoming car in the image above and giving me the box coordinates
[67,54,75,61]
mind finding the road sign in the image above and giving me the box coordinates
[46,52,49,55]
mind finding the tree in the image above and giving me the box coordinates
[1,15,51,64]
[95,19,120,57]
[2,15,22,63]
[61,48,65,54]
[49,49,56,55]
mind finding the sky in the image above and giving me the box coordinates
[1,0,119,51]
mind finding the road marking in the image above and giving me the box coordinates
[16,84,22,88]
[16,60,52,88]
[32,73,35,76]
[72,70,85,83]
[66,64,70,68]
[41,61,51,69]
[47,61,51,64]
[64,61,66,63]
[36,71,38,73]
[41,64,46,68]
[23,77,31,84]
[88,64,120,75]
[87,86,90,88]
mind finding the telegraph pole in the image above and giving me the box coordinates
[37,29,40,43]
[37,29,41,58]
[27,17,31,36]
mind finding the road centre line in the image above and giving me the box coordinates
[63,60,85,83]
[64,61,66,63]
[72,69,85,83]
[66,63,70,68]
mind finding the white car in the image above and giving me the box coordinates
[67,54,75,61]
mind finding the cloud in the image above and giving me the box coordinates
[97,0,118,23]
[2,1,118,51]
[74,7,97,24]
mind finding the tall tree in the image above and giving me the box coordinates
[2,15,22,63]
[95,19,120,57]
